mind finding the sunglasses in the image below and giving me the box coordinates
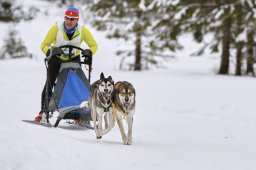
[64,16,77,21]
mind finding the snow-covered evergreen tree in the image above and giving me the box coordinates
[0,26,32,60]
[0,0,14,22]
[156,0,256,76]
[89,0,173,70]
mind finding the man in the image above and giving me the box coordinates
[35,7,98,122]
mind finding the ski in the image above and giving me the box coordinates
[22,120,52,128]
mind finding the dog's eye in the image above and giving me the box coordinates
[100,84,104,87]
[128,92,132,96]
[121,92,125,96]
[107,83,112,86]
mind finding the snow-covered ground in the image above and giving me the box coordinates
[0,1,256,170]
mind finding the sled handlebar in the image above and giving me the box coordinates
[58,45,84,52]
[45,45,92,65]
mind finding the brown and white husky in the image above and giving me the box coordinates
[113,81,136,145]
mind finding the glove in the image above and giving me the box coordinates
[82,49,92,65]
[46,47,63,61]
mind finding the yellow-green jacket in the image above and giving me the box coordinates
[41,23,98,60]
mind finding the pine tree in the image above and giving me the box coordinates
[0,0,13,22]
[88,0,167,70]
[150,1,183,55]
[0,26,32,59]
[161,0,256,76]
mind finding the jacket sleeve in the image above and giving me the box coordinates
[40,23,58,54]
[81,25,98,55]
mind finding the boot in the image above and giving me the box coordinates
[34,113,43,123]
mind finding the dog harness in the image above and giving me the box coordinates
[97,91,112,112]
[112,103,128,120]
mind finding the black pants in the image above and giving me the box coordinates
[40,56,80,113]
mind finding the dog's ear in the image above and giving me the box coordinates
[100,72,105,79]
[108,76,113,81]
[114,81,122,89]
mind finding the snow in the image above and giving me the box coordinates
[1,1,256,170]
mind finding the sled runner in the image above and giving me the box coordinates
[22,120,52,128]
[43,45,92,128]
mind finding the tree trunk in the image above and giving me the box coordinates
[246,31,255,76]
[134,10,142,71]
[235,42,242,76]
[219,15,231,75]
[235,2,243,76]
[134,30,141,70]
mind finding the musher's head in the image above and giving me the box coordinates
[64,7,79,30]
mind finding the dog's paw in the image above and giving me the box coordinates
[95,129,102,139]
[123,141,131,145]
[122,136,128,145]
[127,137,132,145]
[96,135,102,139]
[123,139,132,145]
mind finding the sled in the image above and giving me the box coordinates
[43,45,92,128]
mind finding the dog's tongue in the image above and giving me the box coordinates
[104,93,111,97]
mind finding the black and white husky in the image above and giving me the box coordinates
[89,73,115,139]
[113,81,136,145]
